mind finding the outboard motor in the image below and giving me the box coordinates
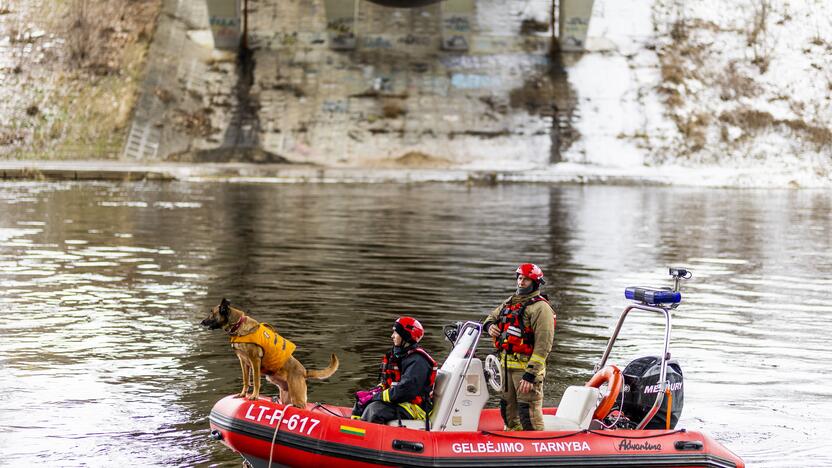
[620,356,684,429]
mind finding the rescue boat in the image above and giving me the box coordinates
[208,268,745,467]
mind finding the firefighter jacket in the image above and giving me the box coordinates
[483,291,556,382]
[374,345,437,419]
[230,323,296,372]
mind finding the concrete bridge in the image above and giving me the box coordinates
[123,0,595,166]
[206,0,595,52]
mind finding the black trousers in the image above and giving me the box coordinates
[359,401,412,424]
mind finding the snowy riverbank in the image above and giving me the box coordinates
[565,0,832,188]
[2,159,830,188]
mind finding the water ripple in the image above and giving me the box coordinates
[0,182,830,466]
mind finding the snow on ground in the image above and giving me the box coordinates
[562,0,832,188]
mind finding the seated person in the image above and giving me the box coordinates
[352,316,437,424]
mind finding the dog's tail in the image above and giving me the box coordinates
[306,353,339,380]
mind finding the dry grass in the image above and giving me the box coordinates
[674,113,708,152]
[719,109,832,149]
[1,0,161,159]
[784,120,832,149]
[747,0,773,73]
[173,108,216,137]
[656,18,711,113]
[719,109,774,129]
[719,60,761,101]
[66,0,134,71]
[0,131,24,146]
[659,53,685,86]
[669,18,688,43]
[746,0,769,46]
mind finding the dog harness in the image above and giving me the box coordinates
[231,324,296,371]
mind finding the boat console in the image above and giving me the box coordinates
[389,322,489,431]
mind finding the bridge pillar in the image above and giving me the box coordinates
[441,0,475,51]
[206,0,242,50]
[324,0,359,50]
[558,0,594,52]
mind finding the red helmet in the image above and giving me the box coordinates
[394,316,424,343]
[516,263,545,283]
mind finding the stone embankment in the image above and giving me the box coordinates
[0,159,683,186]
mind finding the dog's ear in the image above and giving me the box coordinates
[219,298,230,316]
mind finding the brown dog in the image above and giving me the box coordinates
[201,298,339,408]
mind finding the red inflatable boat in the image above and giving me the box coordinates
[208,269,744,467]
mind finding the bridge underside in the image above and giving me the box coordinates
[124,0,584,166]
[205,0,594,53]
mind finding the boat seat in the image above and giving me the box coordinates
[542,386,599,431]
[388,358,488,431]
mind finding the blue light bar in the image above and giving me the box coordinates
[625,287,681,305]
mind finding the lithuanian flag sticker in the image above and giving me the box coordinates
[339,425,366,437]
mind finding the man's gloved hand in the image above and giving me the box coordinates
[356,386,382,406]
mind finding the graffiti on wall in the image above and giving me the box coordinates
[397,35,432,47]
[562,16,590,48]
[442,16,470,32]
[206,0,241,49]
[441,54,549,70]
[362,36,393,49]
[450,73,500,89]
[322,100,348,113]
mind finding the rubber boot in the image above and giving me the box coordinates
[499,398,508,425]
[518,402,534,431]
[500,398,522,431]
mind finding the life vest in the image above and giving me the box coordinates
[494,295,549,356]
[380,346,438,409]
[230,323,296,372]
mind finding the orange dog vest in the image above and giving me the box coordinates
[231,324,296,371]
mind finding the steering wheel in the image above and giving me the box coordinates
[484,354,503,392]
[586,365,623,420]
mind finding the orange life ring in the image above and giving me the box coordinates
[585,365,622,420]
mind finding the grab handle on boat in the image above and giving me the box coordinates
[392,440,424,453]
[674,440,703,451]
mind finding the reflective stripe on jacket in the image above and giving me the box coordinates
[484,291,556,379]
[379,345,437,419]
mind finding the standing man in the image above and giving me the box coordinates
[483,263,556,431]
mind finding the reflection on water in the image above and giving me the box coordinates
[0,182,830,467]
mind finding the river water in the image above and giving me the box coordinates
[0,181,830,467]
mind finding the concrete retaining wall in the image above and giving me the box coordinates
[126,0,580,168]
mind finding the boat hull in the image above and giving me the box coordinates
[209,395,744,468]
